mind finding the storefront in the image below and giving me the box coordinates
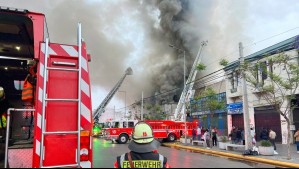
[227,102,244,132]
[254,106,282,142]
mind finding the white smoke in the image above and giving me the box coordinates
[0,0,272,109]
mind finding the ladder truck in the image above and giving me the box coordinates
[92,67,133,135]
[1,7,93,168]
[174,41,208,121]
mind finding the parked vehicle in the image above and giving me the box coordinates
[103,119,198,144]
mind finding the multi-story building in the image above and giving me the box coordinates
[190,79,228,136]
[224,35,299,144]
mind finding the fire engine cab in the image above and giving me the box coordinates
[103,119,198,144]
[0,7,93,168]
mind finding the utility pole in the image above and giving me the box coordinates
[141,91,144,121]
[114,105,116,120]
[239,42,252,150]
[183,50,187,144]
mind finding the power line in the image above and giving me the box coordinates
[200,26,299,69]
[114,28,299,112]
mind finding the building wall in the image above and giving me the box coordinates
[225,49,299,144]
[190,81,228,135]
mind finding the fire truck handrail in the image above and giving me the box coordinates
[44,131,80,135]
[5,108,36,168]
[41,164,79,168]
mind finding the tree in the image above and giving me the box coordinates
[241,50,299,160]
[195,87,226,132]
[144,104,166,120]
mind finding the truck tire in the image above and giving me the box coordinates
[118,134,129,144]
[167,133,176,142]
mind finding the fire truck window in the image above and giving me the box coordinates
[115,122,119,128]
[128,122,134,128]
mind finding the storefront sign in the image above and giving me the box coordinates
[227,102,243,115]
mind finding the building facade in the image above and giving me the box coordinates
[224,35,299,144]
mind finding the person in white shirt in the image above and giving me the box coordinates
[203,129,211,149]
[269,129,278,154]
[197,126,201,141]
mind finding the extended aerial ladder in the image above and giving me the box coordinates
[93,67,133,123]
[174,41,208,121]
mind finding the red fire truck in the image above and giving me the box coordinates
[0,7,93,168]
[103,119,198,144]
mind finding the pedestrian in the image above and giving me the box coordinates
[236,128,242,145]
[230,126,237,144]
[114,121,171,168]
[260,128,269,141]
[192,128,196,141]
[204,129,211,149]
[0,87,9,139]
[269,129,278,154]
[250,127,256,146]
[294,128,299,154]
[197,126,201,141]
[212,127,218,146]
[201,127,205,140]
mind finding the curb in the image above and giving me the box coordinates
[162,143,299,168]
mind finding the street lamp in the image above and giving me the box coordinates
[118,91,127,119]
[169,44,187,144]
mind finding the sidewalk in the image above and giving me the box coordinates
[162,141,299,168]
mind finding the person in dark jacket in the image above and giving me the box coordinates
[192,128,197,141]
[114,121,171,168]
[211,127,218,146]
[260,128,269,141]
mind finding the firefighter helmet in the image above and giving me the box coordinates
[132,121,154,144]
[128,121,160,153]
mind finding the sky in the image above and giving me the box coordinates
[1,0,299,121]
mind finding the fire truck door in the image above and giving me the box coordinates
[43,44,80,166]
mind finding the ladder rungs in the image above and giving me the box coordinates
[45,99,79,102]
[43,131,80,135]
[42,164,79,168]
[47,67,79,72]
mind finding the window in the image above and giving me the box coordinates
[230,71,239,93]
[261,61,268,85]
[114,122,119,128]
[128,122,134,128]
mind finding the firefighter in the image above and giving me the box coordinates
[114,121,171,168]
[0,86,8,139]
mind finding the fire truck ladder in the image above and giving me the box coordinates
[39,23,83,168]
[174,41,208,121]
[93,67,133,123]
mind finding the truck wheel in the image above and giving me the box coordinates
[167,133,176,142]
[118,134,129,144]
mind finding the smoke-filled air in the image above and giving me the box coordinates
[0,0,253,108]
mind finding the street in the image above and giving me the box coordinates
[92,138,275,168]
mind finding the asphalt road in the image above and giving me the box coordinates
[92,138,275,168]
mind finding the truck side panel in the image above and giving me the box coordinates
[33,43,92,168]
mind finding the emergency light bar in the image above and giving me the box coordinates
[0,6,28,13]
